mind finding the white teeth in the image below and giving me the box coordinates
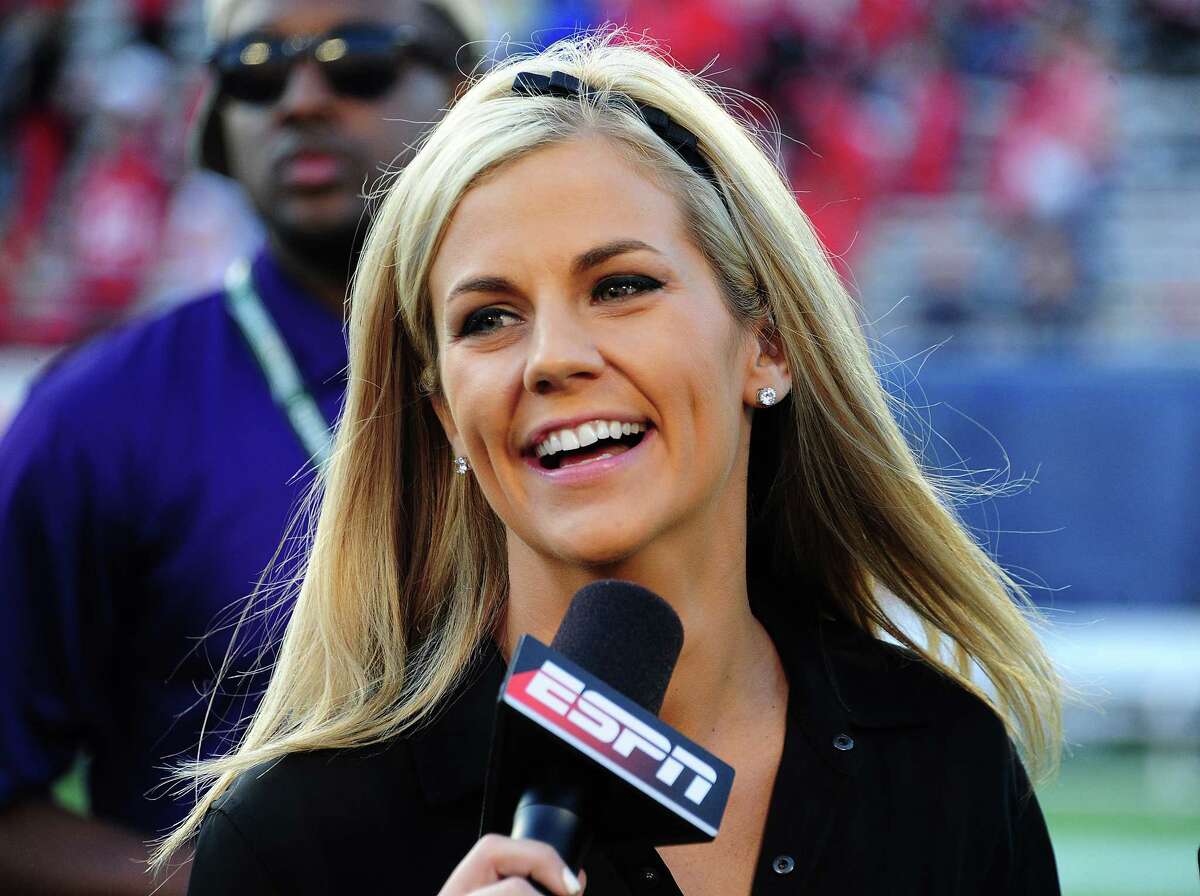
[533,419,647,457]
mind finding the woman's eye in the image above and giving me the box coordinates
[459,307,518,337]
[593,275,664,302]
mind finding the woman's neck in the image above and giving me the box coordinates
[502,537,783,749]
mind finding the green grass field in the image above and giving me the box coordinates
[54,744,1198,893]
[1039,745,1200,896]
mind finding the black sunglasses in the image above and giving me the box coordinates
[209,22,451,105]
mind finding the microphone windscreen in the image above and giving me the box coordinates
[550,580,684,716]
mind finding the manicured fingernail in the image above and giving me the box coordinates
[562,866,582,895]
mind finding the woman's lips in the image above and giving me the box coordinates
[522,427,655,483]
[557,440,634,468]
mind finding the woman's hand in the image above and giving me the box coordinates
[436,834,585,896]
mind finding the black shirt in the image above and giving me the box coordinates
[186,603,1060,895]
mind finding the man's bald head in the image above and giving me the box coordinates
[204,0,486,45]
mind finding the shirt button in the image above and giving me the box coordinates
[639,867,659,885]
[833,733,855,751]
[772,855,796,875]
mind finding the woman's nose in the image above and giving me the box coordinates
[522,307,605,395]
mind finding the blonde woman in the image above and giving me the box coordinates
[158,32,1063,896]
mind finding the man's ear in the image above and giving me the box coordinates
[745,322,792,406]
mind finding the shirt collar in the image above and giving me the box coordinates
[407,595,936,807]
[746,594,930,783]
[249,247,349,386]
[753,589,937,731]
[816,617,939,729]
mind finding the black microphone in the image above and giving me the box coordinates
[482,580,735,883]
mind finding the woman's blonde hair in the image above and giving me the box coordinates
[153,29,1061,875]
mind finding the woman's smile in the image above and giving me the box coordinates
[523,422,656,482]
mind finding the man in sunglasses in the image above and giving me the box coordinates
[0,1,481,892]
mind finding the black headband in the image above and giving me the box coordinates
[511,69,723,191]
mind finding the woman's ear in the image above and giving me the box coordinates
[430,393,464,458]
[745,322,791,407]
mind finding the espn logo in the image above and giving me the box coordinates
[522,660,718,805]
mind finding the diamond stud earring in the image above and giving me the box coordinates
[757,386,778,407]
[453,456,470,476]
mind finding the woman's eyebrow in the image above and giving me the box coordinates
[571,239,662,275]
[445,240,663,306]
[446,275,514,305]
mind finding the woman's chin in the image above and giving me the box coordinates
[538,526,649,570]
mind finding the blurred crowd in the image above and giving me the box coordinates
[0,0,259,345]
[2,0,1199,348]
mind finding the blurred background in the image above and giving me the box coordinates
[2,0,1197,892]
